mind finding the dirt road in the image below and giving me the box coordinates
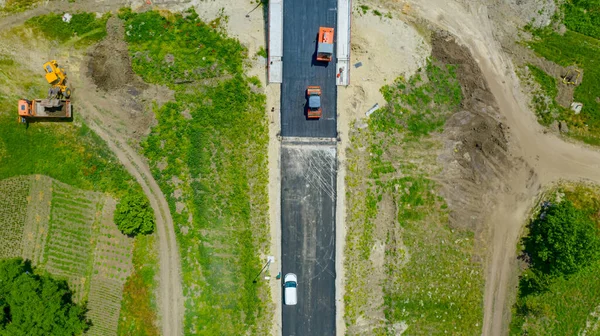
[403,0,600,334]
[0,3,184,335]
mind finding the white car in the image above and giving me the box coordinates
[284,273,297,305]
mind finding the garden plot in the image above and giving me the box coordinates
[86,198,133,336]
[44,180,102,302]
[21,174,52,265]
[0,176,30,259]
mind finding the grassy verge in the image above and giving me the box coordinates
[0,0,40,14]
[526,1,600,144]
[510,184,600,334]
[344,60,485,334]
[25,12,110,48]
[118,234,160,336]
[118,9,271,334]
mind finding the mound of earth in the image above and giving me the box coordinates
[434,31,537,235]
[87,16,143,92]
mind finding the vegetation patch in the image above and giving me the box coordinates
[25,12,110,47]
[344,61,485,334]
[0,0,39,14]
[511,183,600,334]
[118,234,159,336]
[527,3,600,144]
[118,8,271,334]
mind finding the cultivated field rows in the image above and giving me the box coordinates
[0,175,133,335]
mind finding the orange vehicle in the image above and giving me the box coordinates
[316,27,334,62]
[306,86,322,119]
[18,98,72,123]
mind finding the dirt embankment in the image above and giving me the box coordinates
[433,32,539,239]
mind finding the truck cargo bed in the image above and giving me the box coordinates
[33,99,71,118]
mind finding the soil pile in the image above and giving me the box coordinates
[87,16,141,92]
[434,31,538,235]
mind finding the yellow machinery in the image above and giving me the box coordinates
[43,60,71,99]
[562,68,581,85]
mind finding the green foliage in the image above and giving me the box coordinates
[120,9,270,334]
[114,193,156,236]
[528,28,600,143]
[256,46,267,58]
[524,200,600,276]
[118,235,159,336]
[511,259,600,334]
[121,9,245,86]
[563,0,600,40]
[0,0,39,13]
[0,258,89,335]
[25,12,109,46]
[376,61,462,138]
[359,5,370,14]
[528,64,558,99]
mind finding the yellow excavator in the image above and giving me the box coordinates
[43,60,71,99]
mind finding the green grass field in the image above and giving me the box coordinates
[344,61,485,335]
[118,9,271,334]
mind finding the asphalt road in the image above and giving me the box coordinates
[281,142,337,336]
[280,0,338,138]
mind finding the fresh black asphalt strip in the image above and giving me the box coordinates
[281,141,336,336]
[280,0,338,138]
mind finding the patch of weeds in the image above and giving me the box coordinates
[376,60,462,138]
[25,12,110,47]
[118,234,160,336]
[256,46,267,58]
[525,64,568,125]
[373,9,382,17]
[1,0,39,13]
[120,8,271,334]
[359,5,369,15]
[344,58,484,334]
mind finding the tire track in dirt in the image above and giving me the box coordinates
[75,97,184,336]
[402,0,600,334]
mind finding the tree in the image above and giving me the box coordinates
[114,193,155,236]
[524,200,600,276]
[0,258,89,335]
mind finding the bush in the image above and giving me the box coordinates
[0,258,89,335]
[524,200,600,277]
[114,193,155,236]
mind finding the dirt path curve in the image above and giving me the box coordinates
[406,0,600,334]
[0,3,184,335]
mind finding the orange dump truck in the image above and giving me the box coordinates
[18,99,72,122]
[316,27,334,62]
